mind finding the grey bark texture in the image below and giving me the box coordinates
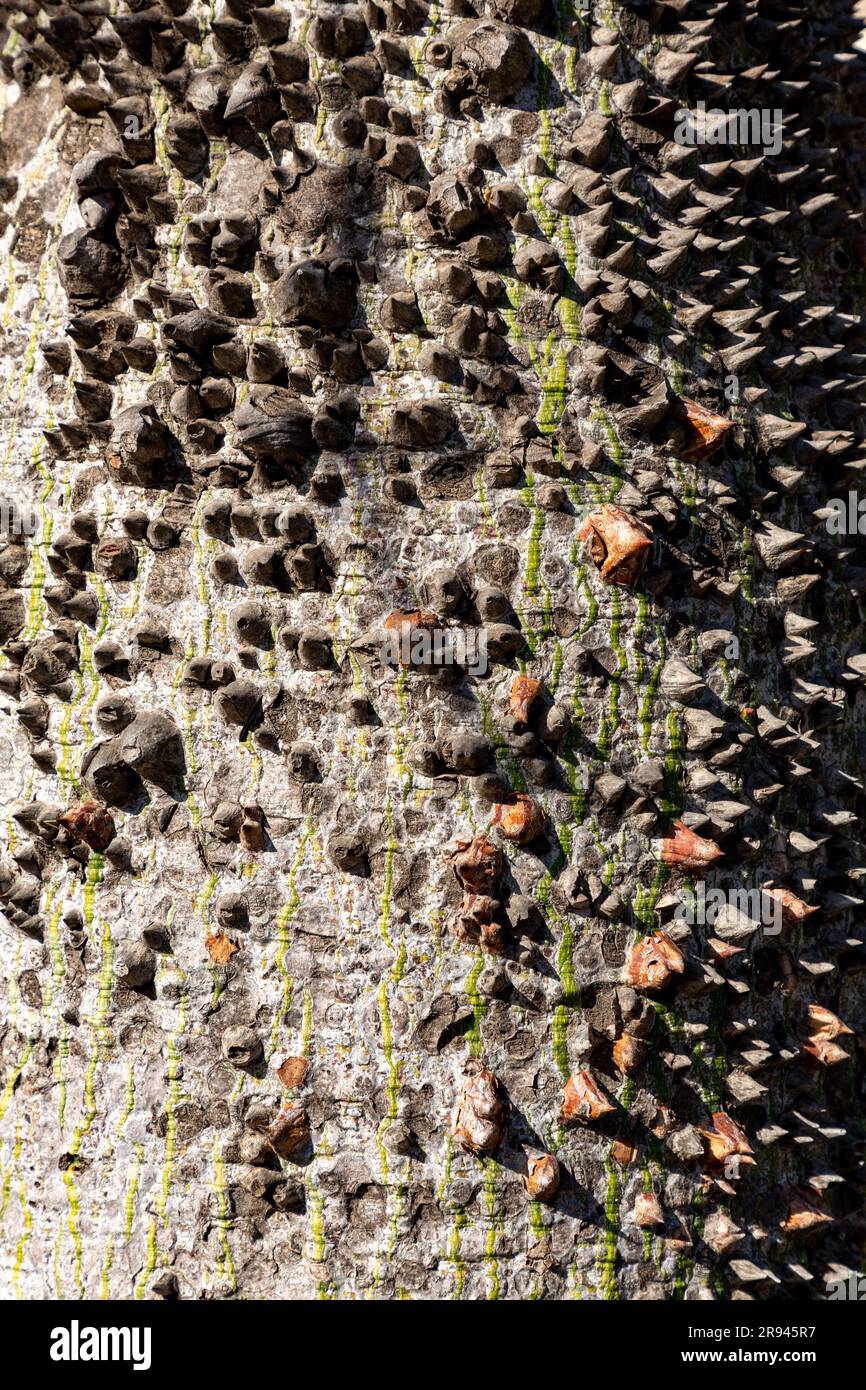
[0,0,864,1301]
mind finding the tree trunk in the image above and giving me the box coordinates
[0,0,864,1302]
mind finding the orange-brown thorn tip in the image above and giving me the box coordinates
[578,503,653,587]
[561,1070,615,1124]
[803,1036,852,1066]
[382,609,440,667]
[275,1056,308,1090]
[806,1004,853,1038]
[491,792,546,845]
[673,396,734,461]
[611,1139,637,1167]
[763,886,819,928]
[205,931,238,965]
[266,1102,310,1157]
[802,1004,853,1065]
[625,930,685,992]
[707,937,744,960]
[447,833,504,893]
[699,1111,754,1167]
[509,674,543,723]
[59,801,116,852]
[523,1153,561,1202]
[454,893,506,954]
[239,803,264,852]
[383,608,439,633]
[453,1065,506,1156]
[613,1034,646,1075]
[634,1191,665,1229]
[780,1187,833,1234]
[661,819,724,870]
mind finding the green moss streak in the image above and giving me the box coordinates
[482,1160,502,1299]
[639,619,667,751]
[660,710,685,818]
[598,1151,620,1299]
[464,952,486,1056]
[269,821,311,1054]
[212,1137,237,1293]
[124,1143,144,1242]
[134,1218,158,1300]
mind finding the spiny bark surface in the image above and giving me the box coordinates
[0,0,865,1301]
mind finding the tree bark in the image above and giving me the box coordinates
[0,0,864,1301]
